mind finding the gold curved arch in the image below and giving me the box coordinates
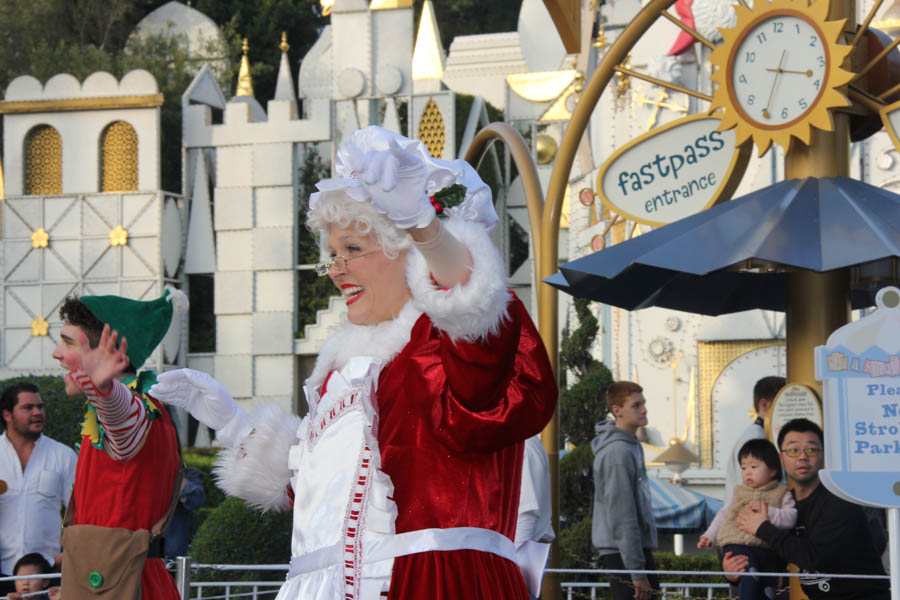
[542,0,678,370]
[537,3,677,596]
[463,122,544,292]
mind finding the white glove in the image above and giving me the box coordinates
[150,369,247,432]
[359,138,434,229]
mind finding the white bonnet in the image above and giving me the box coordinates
[309,126,498,232]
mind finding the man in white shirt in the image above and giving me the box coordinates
[0,383,77,574]
[723,376,784,503]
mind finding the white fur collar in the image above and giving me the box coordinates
[305,301,422,392]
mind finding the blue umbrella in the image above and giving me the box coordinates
[649,477,723,533]
[549,177,900,315]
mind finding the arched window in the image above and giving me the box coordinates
[24,125,62,195]
[100,121,138,192]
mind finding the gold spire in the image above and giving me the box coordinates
[235,37,255,97]
[279,31,289,53]
[412,0,444,80]
[320,0,334,16]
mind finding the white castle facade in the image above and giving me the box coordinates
[1,0,897,489]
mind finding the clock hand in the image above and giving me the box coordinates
[765,67,812,76]
[763,50,787,119]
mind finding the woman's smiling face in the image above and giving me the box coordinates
[326,224,411,325]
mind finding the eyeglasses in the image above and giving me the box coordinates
[781,447,821,458]
[314,249,381,276]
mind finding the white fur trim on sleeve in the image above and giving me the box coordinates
[213,402,302,512]
[407,217,510,342]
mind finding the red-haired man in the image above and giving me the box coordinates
[591,381,659,600]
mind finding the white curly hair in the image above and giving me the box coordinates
[306,190,411,259]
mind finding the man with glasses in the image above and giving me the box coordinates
[723,418,889,599]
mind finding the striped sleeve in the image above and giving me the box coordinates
[70,370,151,462]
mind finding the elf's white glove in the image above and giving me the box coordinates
[359,138,434,229]
[150,368,251,447]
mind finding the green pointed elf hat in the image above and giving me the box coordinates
[80,288,185,368]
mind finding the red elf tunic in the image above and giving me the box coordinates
[71,375,180,600]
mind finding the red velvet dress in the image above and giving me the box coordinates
[71,399,180,600]
[376,293,557,599]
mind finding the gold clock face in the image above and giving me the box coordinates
[730,12,828,128]
[709,0,854,156]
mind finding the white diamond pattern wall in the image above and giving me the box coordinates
[0,192,174,374]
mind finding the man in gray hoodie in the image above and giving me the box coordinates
[591,381,659,600]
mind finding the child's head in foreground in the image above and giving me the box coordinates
[13,553,51,594]
[738,438,782,488]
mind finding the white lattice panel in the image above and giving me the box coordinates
[123,194,159,235]
[45,241,81,280]
[256,271,293,312]
[252,228,292,270]
[216,315,252,353]
[213,355,252,398]
[252,312,293,354]
[214,271,253,314]
[252,143,293,186]
[254,355,293,396]
[0,192,177,372]
[255,187,294,228]
[216,231,252,271]
[5,286,39,326]
[214,187,253,230]
[217,146,253,188]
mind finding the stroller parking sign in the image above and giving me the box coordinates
[815,286,900,508]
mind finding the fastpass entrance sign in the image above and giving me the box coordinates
[597,114,751,226]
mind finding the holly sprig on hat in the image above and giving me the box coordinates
[429,184,468,216]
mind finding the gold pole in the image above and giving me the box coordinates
[851,32,900,82]
[783,14,855,386]
[850,0,886,48]
[659,10,716,50]
[781,2,854,597]
[785,268,850,397]
[614,66,714,102]
[463,123,544,293]
[542,0,676,597]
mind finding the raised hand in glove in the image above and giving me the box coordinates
[149,368,247,432]
[359,138,434,229]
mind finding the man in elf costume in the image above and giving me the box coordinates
[52,290,183,600]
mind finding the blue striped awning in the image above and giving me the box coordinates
[649,477,723,533]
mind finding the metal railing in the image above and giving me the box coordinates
[0,559,888,599]
[560,581,730,599]
[172,561,729,600]
[172,559,287,600]
[165,560,893,600]
[0,572,61,599]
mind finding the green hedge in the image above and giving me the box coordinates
[189,496,292,593]
[652,552,730,598]
[560,444,594,527]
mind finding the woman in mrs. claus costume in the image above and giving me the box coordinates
[150,126,557,599]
